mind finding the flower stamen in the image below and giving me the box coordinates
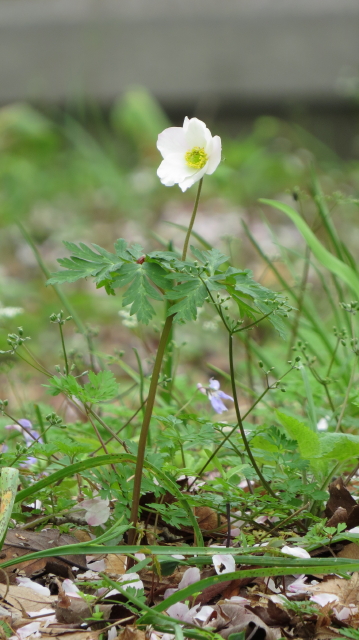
[185,146,208,169]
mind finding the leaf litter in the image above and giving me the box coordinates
[3,478,359,640]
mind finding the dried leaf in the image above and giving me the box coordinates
[0,583,56,612]
[104,555,127,576]
[208,602,280,640]
[338,543,359,559]
[117,628,146,640]
[325,478,356,518]
[2,530,87,583]
[307,572,359,606]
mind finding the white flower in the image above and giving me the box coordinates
[317,417,329,431]
[212,553,236,574]
[157,117,221,192]
[0,305,23,319]
[281,545,311,559]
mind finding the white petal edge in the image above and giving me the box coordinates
[206,135,222,174]
[157,127,187,157]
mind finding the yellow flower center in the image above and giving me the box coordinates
[185,146,208,169]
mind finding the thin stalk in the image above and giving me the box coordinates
[128,314,174,545]
[228,333,276,498]
[59,323,69,376]
[190,364,294,487]
[128,178,204,546]
[34,404,47,445]
[335,357,357,432]
[181,178,203,261]
[17,222,98,368]
[327,338,340,378]
[16,352,50,377]
[288,245,311,357]
[242,220,334,356]
[133,348,145,420]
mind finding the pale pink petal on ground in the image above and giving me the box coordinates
[178,567,200,589]
[62,579,82,598]
[16,577,50,596]
[310,593,339,607]
[167,602,190,621]
[334,605,358,620]
[212,554,236,575]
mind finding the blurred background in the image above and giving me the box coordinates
[1,0,359,405]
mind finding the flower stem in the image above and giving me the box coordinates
[181,178,203,261]
[228,333,277,498]
[128,178,204,546]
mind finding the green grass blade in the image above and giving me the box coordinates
[14,454,203,546]
[259,199,359,298]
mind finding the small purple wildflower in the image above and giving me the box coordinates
[5,419,42,468]
[197,378,234,414]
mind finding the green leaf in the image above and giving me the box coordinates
[47,241,125,285]
[276,412,323,474]
[319,432,359,461]
[13,454,204,547]
[166,279,208,323]
[189,246,229,274]
[260,199,359,298]
[45,371,118,404]
[112,262,166,324]
[45,374,83,398]
[83,370,118,403]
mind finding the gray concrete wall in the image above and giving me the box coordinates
[0,0,359,105]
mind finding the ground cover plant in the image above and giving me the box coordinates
[2,93,359,639]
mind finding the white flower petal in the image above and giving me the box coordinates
[178,567,200,589]
[206,136,222,174]
[281,545,310,559]
[288,575,310,593]
[157,127,187,157]
[310,593,339,607]
[62,579,82,598]
[167,602,190,621]
[157,117,221,190]
[16,577,50,596]
[120,572,144,591]
[212,554,236,575]
[16,622,41,640]
[183,117,209,148]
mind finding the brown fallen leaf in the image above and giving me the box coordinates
[194,506,226,532]
[55,582,112,625]
[37,630,100,640]
[2,530,87,583]
[206,602,281,640]
[0,583,56,612]
[117,627,146,640]
[104,554,127,576]
[338,543,359,559]
[307,572,359,611]
[246,599,291,628]
[325,478,357,518]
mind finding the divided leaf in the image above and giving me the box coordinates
[165,279,208,323]
[45,370,118,404]
[47,241,126,285]
[112,262,167,324]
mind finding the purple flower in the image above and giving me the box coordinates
[5,419,42,468]
[197,378,234,414]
